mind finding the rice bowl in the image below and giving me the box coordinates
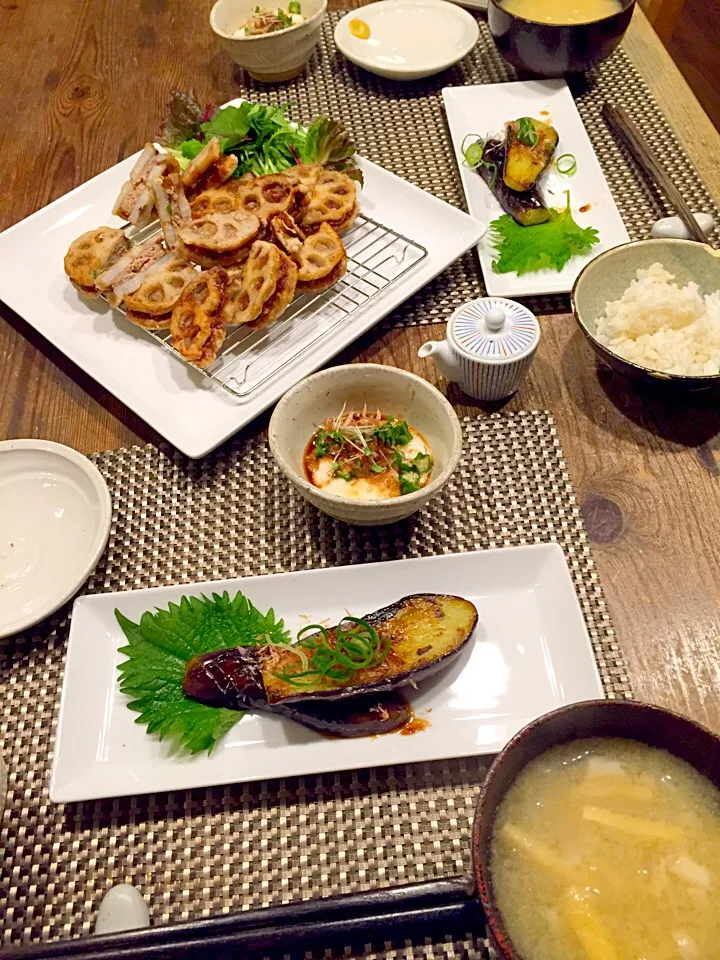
[595,262,720,377]
[571,239,720,390]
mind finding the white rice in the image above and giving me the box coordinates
[594,262,720,376]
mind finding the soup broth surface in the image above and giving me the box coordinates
[500,0,623,24]
[491,738,720,960]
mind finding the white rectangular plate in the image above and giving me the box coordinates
[0,152,483,459]
[51,544,603,802]
[443,80,630,297]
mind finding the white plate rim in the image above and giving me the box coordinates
[334,0,480,78]
[50,543,605,802]
[0,439,112,639]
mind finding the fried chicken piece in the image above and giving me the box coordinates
[170,267,229,368]
[112,144,178,226]
[64,227,129,297]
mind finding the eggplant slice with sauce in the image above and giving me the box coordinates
[479,139,551,227]
[281,691,412,738]
[183,594,479,725]
[503,118,559,193]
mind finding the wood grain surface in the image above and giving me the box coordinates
[1,2,719,735]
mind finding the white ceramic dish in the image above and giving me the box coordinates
[269,363,463,525]
[51,544,603,802]
[210,0,327,82]
[0,440,112,639]
[443,80,630,297]
[335,0,479,80]
[0,136,483,459]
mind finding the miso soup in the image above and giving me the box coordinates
[500,0,623,25]
[491,738,720,960]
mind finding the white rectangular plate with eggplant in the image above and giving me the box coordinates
[443,80,630,297]
[51,544,603,802]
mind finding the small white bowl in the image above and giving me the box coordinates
[334,0,479,81]
[210,0,327,82]
[0,440,112,639]
[269,364,463,526]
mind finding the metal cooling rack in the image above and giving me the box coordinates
[116,214,428,400]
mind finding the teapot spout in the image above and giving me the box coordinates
[418,339,460,383]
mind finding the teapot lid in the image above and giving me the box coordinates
[449,297,539,363]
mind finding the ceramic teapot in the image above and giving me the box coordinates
[418,297,539,401]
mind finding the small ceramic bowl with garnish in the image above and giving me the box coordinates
[210,0,327,83]
[269,364,463,526]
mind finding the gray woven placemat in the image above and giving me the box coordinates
[236,13,719,325]
[0,413,630,951]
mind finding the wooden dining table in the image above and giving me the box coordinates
[1,0,719,739]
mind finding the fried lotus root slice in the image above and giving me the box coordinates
[180,137,222,190]
[170,267,229,368]
[283,163,323,215]
[64,227,129,296]
[222,241,281,327]
[123,258,197,317]
[124,309,173,331]
[233,174,299,222]
[268,211,306,257]
[296,223,347,292]
[302,170,358,233]
[248,250,297,329]
[177,211,261,254]
[190,186,240,219]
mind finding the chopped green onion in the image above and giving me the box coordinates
[517,117,539,148]
[288,0,301,12]
[273,618,389,687]
[556,153,577,176]
[461,134,485,169]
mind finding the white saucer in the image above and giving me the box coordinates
[0,440,112,639]
[334,0,479,80]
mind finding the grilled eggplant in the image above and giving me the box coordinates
[503,118,558,193]
[183,594,478,709]
[280,692,412,738]
[480,139,551,227]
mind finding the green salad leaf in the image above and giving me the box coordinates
[300,116,362,181]
[158,94,362,184]
[490,194,600,276]
[116,591,289,755]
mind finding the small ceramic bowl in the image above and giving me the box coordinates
[572,238,720,391]
[210,0,327,82]
[487,0,636,77]
[334,0,479,81]
[0,439,112,639]
[472,699,720,960]
[268,364,462,526]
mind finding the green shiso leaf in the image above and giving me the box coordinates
[116,591,290,755]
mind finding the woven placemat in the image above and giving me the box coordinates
[0,413,630,951]
[236,12,719,326]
